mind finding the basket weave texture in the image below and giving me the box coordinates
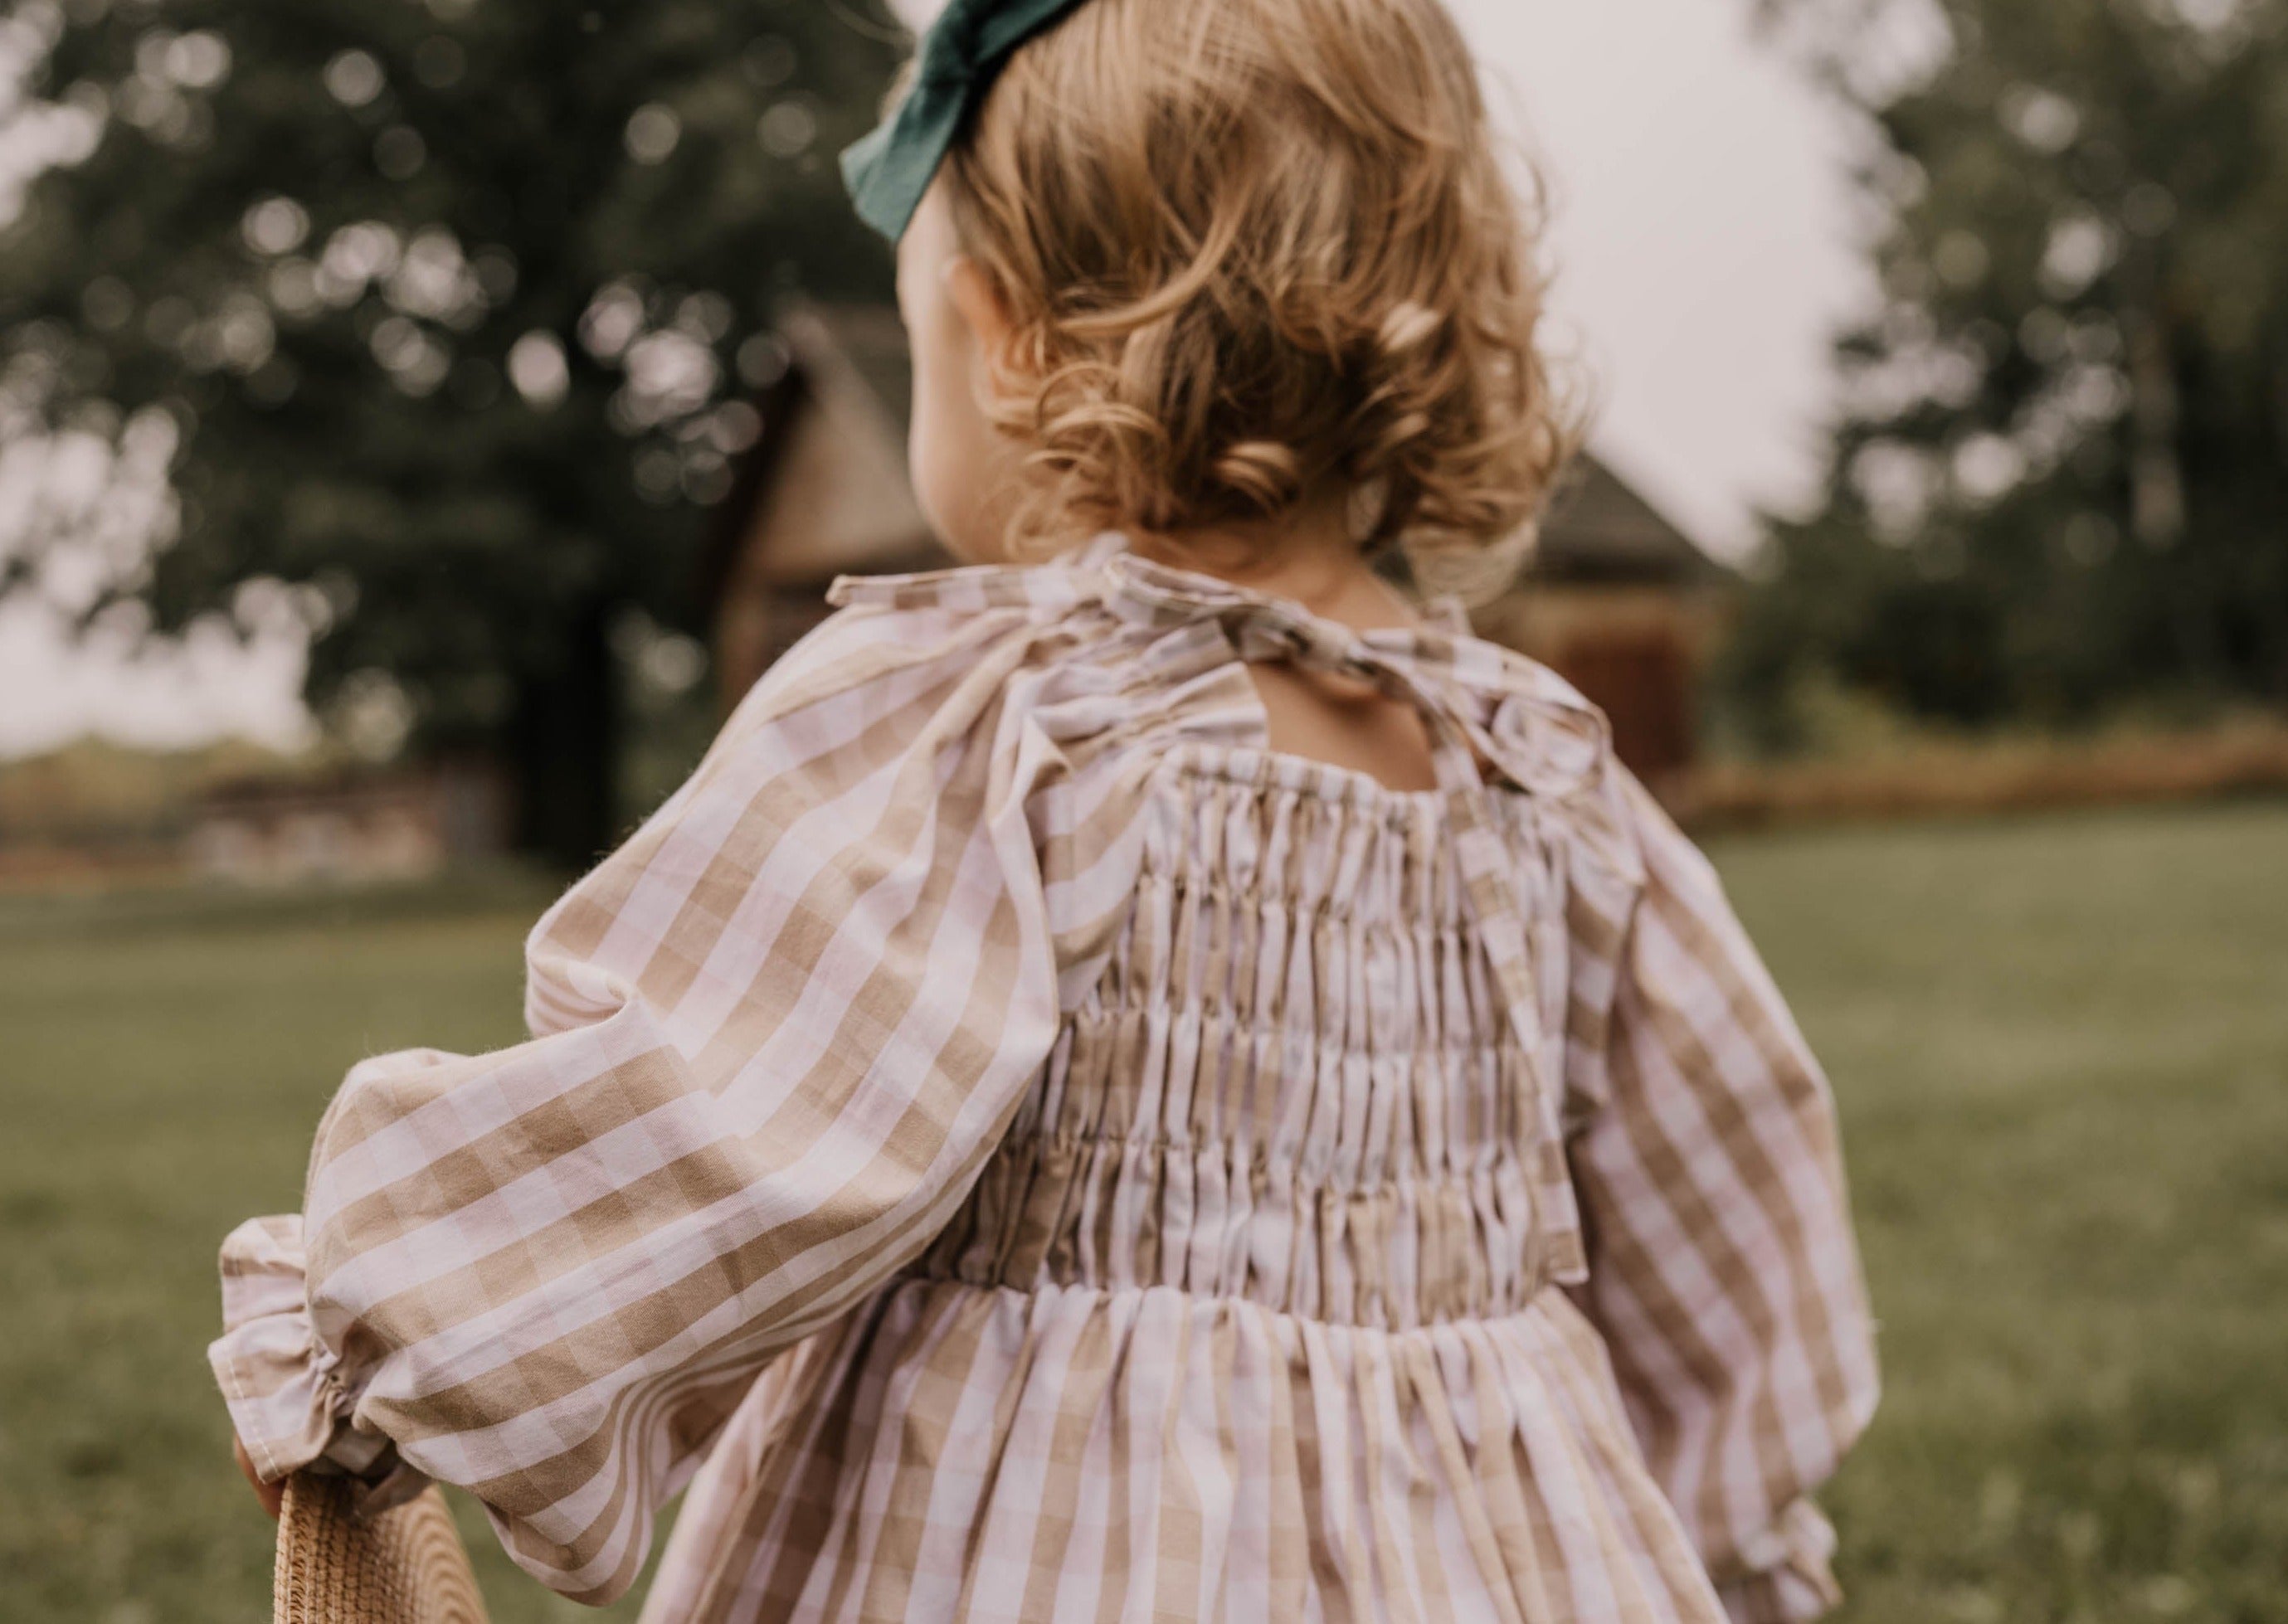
[274,1473,491,1624]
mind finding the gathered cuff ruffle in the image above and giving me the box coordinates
[1710,1497,1846,1624]
[207,1215,426,1513]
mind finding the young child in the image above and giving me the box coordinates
[216,1,1880,1620]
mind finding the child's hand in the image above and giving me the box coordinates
[233,1435,285,1519]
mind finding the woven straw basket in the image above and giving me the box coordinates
[274,1473,490,1624]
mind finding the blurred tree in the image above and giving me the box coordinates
[1728,0,2288,747]
[0,0,905,866]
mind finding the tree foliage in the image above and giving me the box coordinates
[0,0,905,863]
[1729,0,2288,746]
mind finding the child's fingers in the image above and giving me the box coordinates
[233,1435,285,1520]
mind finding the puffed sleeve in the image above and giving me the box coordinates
[1560,766,1882,1624]
[208,596,1073,1604]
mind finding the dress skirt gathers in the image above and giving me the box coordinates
[210,530,1879,1624]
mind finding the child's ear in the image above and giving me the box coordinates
[944,255,1024,386]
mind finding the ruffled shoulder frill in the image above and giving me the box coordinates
[825,536,1646,857]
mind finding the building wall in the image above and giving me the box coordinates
[1476,584,1722,790]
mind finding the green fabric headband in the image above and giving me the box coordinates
[840,0,1095,242]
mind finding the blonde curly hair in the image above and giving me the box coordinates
[934,0,1583,605]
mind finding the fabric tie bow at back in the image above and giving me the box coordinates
[840,0,1094,241]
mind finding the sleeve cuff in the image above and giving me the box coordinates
[1710,1498,1845,1624]
[207,1214,372,1484]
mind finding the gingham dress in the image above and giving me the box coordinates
[212,530,1878,1624]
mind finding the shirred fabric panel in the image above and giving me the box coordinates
[210,600,1073,1604]
[914,746,1560,1328]
[1560,768,1882,1624]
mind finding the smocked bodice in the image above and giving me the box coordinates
[913,744,1560,1327]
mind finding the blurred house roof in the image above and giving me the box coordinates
[1535,456,1726,586]
[701,301,1724,600]
[698,302,934,596]
[804,303,916,441]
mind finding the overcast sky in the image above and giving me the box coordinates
[1450,0,1875,547]
[2,0,1876,758]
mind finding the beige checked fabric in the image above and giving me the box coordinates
[212,529,1879,1624]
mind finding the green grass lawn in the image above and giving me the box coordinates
[3,805,2286,1622]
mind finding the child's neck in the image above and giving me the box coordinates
[1124,498,1423,638]
[1127,501,1451,794]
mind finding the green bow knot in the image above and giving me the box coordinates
[840,0,1095,242]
